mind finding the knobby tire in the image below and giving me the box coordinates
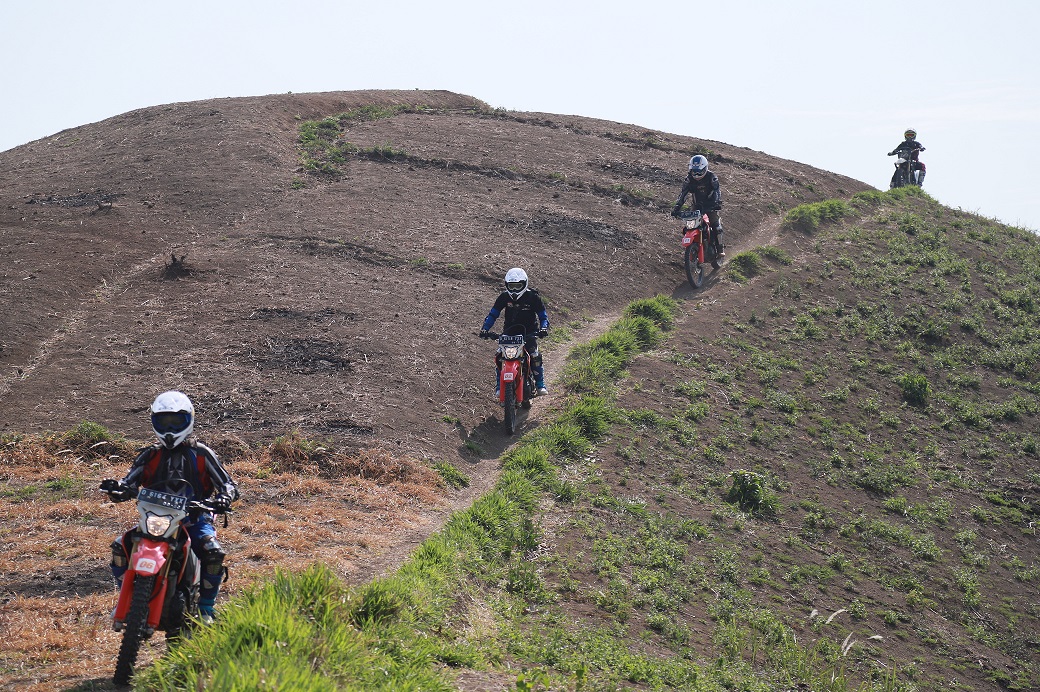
[684,244,704,289]
[504,381,517,435]
[113,574,156,686]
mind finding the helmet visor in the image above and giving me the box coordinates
[152,411,190,435]
[506,281,526,293]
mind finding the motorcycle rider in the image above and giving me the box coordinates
[671,154,725,258]
[479,267,550,396]
[888,128,926,188]
[102,390,239,624]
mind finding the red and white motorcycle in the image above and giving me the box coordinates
[101,478,222,686]
[679,209,721,289]
[481,325,536,435]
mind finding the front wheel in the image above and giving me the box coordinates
[684,244,704,289]
[113,575,156,686]
[503,381,517,436]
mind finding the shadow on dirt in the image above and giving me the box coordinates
[3,570,114,599]
[458,405,541,463]
[65,677,121,691]
[668,264,724,300]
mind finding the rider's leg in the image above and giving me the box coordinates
[707,210,724,256]
[528,341,547,394]
[189,517,226,622]
[110,535,129,589]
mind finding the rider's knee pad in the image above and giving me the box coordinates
[110,537,129,569]
[530,351,543,368]
[198,538,227,588]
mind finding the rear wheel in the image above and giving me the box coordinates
[504,381,517,435]
[113,575,156,686]
[684,244,704,289]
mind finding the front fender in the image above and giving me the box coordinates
[131,541,168,577]
[499,359,523,402]
[114,539,172,628]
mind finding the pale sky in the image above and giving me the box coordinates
[3,0,1038,230]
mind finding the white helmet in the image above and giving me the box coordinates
[504,267,529,300]
[151,390,194,448]
[688,155,709,179]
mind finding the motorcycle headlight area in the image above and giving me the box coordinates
[685,219,700,230]
[500,344,525,360]
[144,511,175,536]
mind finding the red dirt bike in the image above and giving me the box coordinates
[482,325,536,436]
[101,478,224,686]
[679,210,721,289]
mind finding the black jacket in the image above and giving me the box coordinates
[890,140,925,160]
[481,289,549,336]
[673,170,722,213]
[121,441,239,506]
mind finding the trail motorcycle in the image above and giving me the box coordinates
[888,150,924,188]
[101,478,222,686]
[482,325,535,435]
[679,210,721,289]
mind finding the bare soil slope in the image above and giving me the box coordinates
[0,90,872,690]
[0,89,867,456]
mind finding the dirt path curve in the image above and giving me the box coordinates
[361,212,789,581]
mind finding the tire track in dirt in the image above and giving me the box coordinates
[0,253,169,404]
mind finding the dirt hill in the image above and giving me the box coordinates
[0,90,883,690]
[0,89,867,454]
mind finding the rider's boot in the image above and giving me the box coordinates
[916,170,926,187]
[713,224,725,258]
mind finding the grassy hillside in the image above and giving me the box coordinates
[129,188,1039,691]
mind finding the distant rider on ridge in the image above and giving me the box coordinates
[888,128,926,188]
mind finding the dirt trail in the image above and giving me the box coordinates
[361,210,787,581]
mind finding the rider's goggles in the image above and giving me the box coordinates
[152,411,190,434]
[506,281,526,293]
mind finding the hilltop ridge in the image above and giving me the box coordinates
[0,89,867,462]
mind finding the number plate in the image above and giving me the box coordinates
[137,488,188,511]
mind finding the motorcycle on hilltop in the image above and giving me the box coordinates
[888,149,926,189]
[100,478,227,686]
[679,209,722,289]
[480,324,537,436]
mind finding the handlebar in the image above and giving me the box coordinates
[479,329,547,340]
[100,479,232,514]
